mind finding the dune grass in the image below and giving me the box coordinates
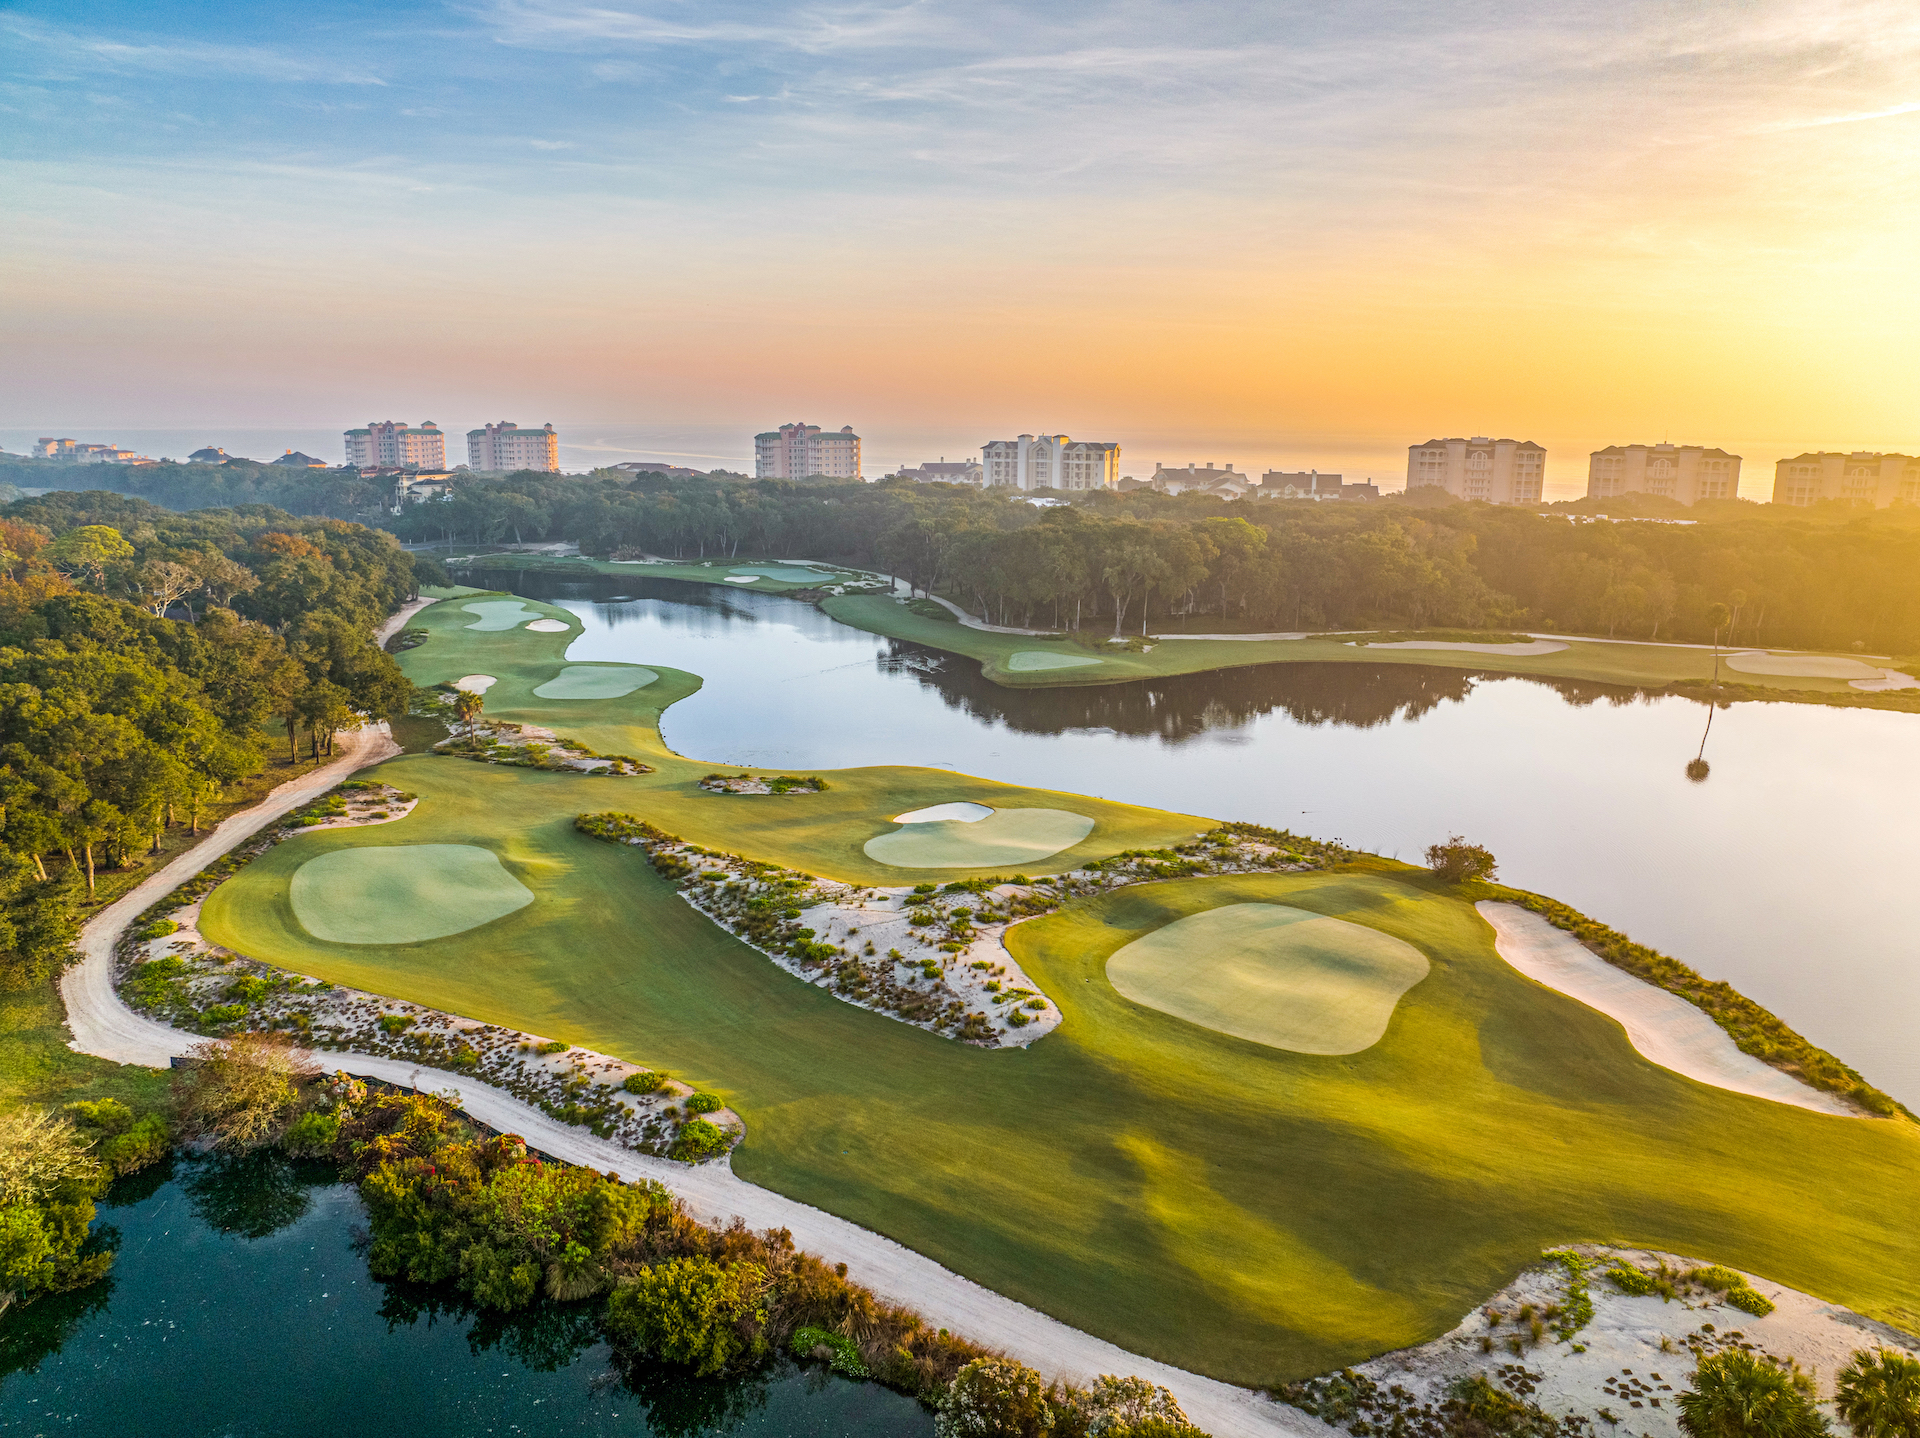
[1105,902,1431,1054]
[200,777,1920,1379]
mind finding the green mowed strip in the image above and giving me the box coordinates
[461,599,546,630]
[287,842,534,944]
[863,807,1096,868]
[202,756,1920,1382]
[1106,902,1430,1054]
[532,665,659,699]
[1007,650,1104,672]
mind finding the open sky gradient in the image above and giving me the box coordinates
[4,0,1918,486]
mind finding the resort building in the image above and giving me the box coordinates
[610,461,706,479]
[467,422,560,473]
[271,450,328,468]
[187,446,233,464]
[895,458,985,486]
[1150,462,1248,496]
[31,438,151,464]
[981,435,1120,491]
[754,423,863,480]
[1587,444,1740,504]
[1771,452,1920,508]
[1406,437,1546,505]
[390,471,459,511]
[1258,470,1379,501]
[343,421,446,470]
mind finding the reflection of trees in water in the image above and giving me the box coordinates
[500,570,779,628]
[884,648,1647,740]
[619,1358,773,1437]
[0,1272,112,1385]
[177,1151,332,1239]
[375,1281,607,1372]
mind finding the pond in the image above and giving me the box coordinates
[507,571,1920,1108]
[0,1154,932,1436]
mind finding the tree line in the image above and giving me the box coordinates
[0,492,419,986]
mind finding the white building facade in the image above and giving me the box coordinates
[1770,452,1920,508]
[344,421,446,469]
[754,423,862,480]
[981,434,1120,491]
[1588,444,1741,504]
[1406,437,1546,504]
[467,422,559,473]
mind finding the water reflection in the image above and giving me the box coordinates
[489,568,1920,1105]
[177,1149,328,1238]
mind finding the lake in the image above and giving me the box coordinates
[506,570,1920,1107]
[0,1154,931,1436]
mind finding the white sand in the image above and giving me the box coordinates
[523,618,570,632]
[1352,639,1569,656]
[722,575,758,583]
[452,674,496,693]
[1850,668,1920,691]
[1475,903,1858,1116]
[1354,1244,1919,1436]
[1725,650,1884,679]
[895,801,994,823]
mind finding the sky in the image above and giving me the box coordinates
[4,0,1919,491]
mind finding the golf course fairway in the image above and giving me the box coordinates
[196,593,1920,1383]
[1105,902,1431,1054]
[289,843,535,943]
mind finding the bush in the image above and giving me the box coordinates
[685,1093,722,1115]
[1678,1351,1827,1438]
[1426,836,1498,883]
[791,1324,869,1378]
[604,1256,769,1377]
[623,1070,665,1095]
[1076,1374,1204,1436]
[1726,1286,1776,1317]
[378,1013,413,1034]
[1607,1262,1660,1296]
[534,1039,568,1055]
[671,1120,727,1162]
[937,1358,1054,1438]
[1835,1349,1920,1438]
[282,1110,341,1156]
[134,919,179,941]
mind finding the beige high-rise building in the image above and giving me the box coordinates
[467,422,559,473]
[1771,452,1920,508]
[1587,444,1741,504]
[755,423,862,480]
[981,434,1120,491]
[344,421,445,469]
[1406,437,1546,504]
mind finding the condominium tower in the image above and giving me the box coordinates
[981,434,1121,491]
[1772,452,1920,508]
[1587,444,1741,504]
[467,422,559,473]
[344,421,445,469]
[754,423,862,480]
[1406,437,1546,504]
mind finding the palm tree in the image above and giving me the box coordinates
[1679,1351,1829,1438]
[453,688,484,739]
[1835,1350,1920,1438]
[1687,703,1716,783]
[1706,601,1731,686]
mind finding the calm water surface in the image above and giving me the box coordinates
[507,572,1920,1106]
[0,1155,930,1436]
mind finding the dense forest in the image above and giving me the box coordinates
[0,491,419,988]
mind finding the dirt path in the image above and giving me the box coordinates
[53,597,1321,1438]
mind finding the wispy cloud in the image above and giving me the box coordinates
[0,14,387,84]
[530,138,574,148]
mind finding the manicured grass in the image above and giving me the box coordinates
[531,665,658,699]
[821,593,1893,697]
[449,552,878,594]
[1105,902,1430,1055]
[0,983,170,1115]
[288,842,534,943]
[460,599,549,630]
[863,808,1095,868]
[201,754,1920,1382]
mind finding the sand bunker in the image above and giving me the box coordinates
[1107,903,1429,1054]
[531,665,658,699]
[523,618,571,632]
[729,565,836,583]
[289,844,534,945]
[452,675,496,694]
[1475,902,1856,1115]
[722,575,759,583]
[1353,639,1568,656]
[1007,651,1104,672]
[461,600,543,631]
[1725,650,1884,680]
[864,808,1094,868]
[894,802,994,824]
[1851,668,1920,692]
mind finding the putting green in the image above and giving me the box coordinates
[462,600,543,631]
[729,565,838,583]
[864,807,1094,867]
[288,844,534,944]
[1106,903,1430,1054]
[531,665,659,700]
[1007,651,1103,672]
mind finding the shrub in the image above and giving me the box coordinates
[1835,1349,1920,1438]
[671,1119,727,1162]
[1607,1261,1659,1296]
[201,1002,247,1025]
[1678,1351,1827,1438]
[1427,836,1498,883]
[173,1033,316,1151]
[534,1039,568,1055]
[282,1110,341,1156]
[378,1013,413,1034]
[1076,1374,1204,1436]
[623,1070,665,1095]
[1726,1287,1776,1317]
[937,1358,1054,1438]
[135,919,180,941]
[791,1324,869,1378]
[0,1108,112,1305]
[685,1093,722,1115]
[604,1256,769,1377]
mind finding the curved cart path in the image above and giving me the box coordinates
[1476,903,1858,1117]
[55,603,1319,1438]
